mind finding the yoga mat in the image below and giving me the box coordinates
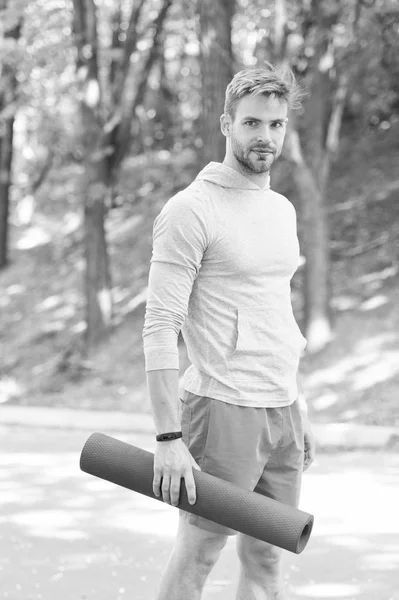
[80,432,314,554]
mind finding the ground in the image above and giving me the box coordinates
[1,425,399,600]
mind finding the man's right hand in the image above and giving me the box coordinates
[153,439,200,507]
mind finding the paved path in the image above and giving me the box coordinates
[3,405,399,450]
[1,425,399,600]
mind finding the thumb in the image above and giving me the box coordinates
[190,455,201,471]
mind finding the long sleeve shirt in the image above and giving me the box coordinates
[142,162,307,407]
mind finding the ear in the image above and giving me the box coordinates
[220,113,231,138]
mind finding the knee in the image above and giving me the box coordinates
[237,537,282,575]
[194,545,224,572]
[194,533,228,571]
[176,525,228,572]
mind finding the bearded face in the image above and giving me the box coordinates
[230,131,278,174]
[223,94,288,176]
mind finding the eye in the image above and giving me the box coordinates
[245,120,258,127]
[272,121,283,128]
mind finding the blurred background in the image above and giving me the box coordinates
[1,0,398,428]
[2,2,399,599]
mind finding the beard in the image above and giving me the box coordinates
[231,134,278,174]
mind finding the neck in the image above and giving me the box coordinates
[222,154,270,189]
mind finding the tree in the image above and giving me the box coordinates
[286,0,365,352]
[197,0,235,165]
[0,0,23,269]
[283,0,339,353]
[71,0,173,353]
[251,0,367,352]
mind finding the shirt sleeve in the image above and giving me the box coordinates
[142,192,209,371]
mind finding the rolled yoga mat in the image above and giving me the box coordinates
[80,432,314,554]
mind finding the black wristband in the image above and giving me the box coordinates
[156,431,183,442]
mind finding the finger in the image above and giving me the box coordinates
[308,448,316,467]
[303,449,315,471]
[184,468,197,505]
[153,468,162,497]
[307,439,316,461]
[304,435,312,450]
[303,449,311,471]
[170,471,181,507]
[161,474,171,504]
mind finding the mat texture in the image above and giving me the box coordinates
[80,432,314,554]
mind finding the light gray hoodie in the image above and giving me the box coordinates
[142,162,306,407]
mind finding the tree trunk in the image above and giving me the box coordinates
[0,3,21,269]
[274,0,356,353]
[0,115,13,269]
[73,0,113,352]
[82,141,113,353]
[285,125,332,352]
[269,0,334,352]
[72,0,172,352]
[289,2,339,352]
[198,0,234,166]
[84,158,113,350]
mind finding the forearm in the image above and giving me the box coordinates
[146,368,181,435]
[142,202,206,434]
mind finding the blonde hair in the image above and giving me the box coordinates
[224,63,304,119]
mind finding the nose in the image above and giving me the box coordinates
[256,126,272,144]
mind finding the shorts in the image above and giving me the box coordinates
[179,390,305,536]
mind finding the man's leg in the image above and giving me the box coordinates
[234,401,305,599]
[236,535,285,600]
[155,513,228,600]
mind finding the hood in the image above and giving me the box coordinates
[195,161,270,191]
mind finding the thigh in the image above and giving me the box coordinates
[236,404,302,570]
[181,391,271,487]
[175,511,228,556]
[255,400,304,508]
[180,391,281,535]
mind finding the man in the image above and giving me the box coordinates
[142,64,315,600]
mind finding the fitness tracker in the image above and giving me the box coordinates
[156,431,183,442]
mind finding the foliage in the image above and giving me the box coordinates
[6,0,399,203]
[0,0,399,414]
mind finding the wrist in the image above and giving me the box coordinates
[297,390,308,414]
[156,431,182,442]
